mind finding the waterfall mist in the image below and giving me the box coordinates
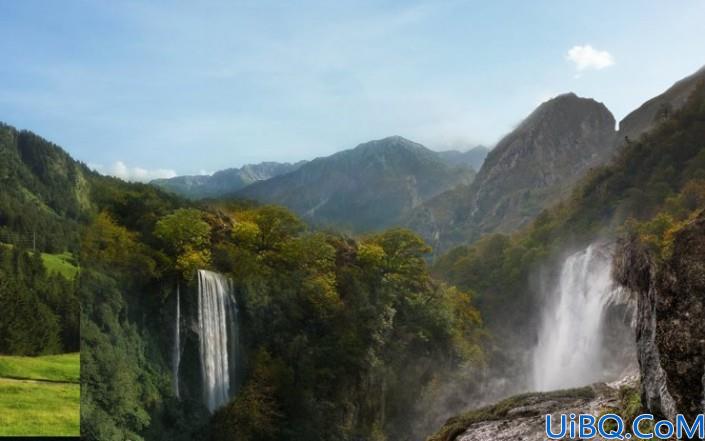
[197,269,236,412]
[532,244,628,391]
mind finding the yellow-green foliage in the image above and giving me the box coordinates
[81,211,156,279]
[207,208,485,441]
[154,208,212,279]
[41,252,79,279]
[625,179,705,260]
[599,385,648,436]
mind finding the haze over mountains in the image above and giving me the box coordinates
[409,93,618,251]
[150,66,705,252]
[151,161,306,199]
[436,145,489,170]
[2,62,705,441]
[237,136,476,232]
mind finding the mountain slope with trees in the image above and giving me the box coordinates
[0,122,486,440]
[408,93,618,253]
[433,76,705,348]
[236,136,476,232]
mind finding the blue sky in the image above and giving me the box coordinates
[1,0,705,180]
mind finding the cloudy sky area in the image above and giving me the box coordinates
[1,0,705,180]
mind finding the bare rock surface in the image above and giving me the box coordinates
[429,376,638,441]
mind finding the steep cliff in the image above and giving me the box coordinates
[614,210,705,420]
[409,93,617,253]
[618,66,705,143]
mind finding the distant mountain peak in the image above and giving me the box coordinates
[350,136,429,153]
[236,137,476,232]
[408,92,617,252]
[151,160,305,199]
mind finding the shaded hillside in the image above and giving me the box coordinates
[0,123,94,252]
[409,93,617,253]
[236,136,476,232]
[618,65,705,142]
[151,161,306,199]
[437,146,489,171]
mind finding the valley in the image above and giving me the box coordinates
[1,9,704,439]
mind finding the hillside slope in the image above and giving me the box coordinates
[0,123,94,252]
[409,93,617,253]
[236,136,476,232]
[437,146,489,171]
[618,65,705,142]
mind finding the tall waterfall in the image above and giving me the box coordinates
[197,269,235,412]
[173,282,181,399]
[532,244,619,391]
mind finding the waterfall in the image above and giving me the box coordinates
[173,282,181,399]
[532,244,619,391]
[197,269,235,412]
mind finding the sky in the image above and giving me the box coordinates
[1,1,705,181]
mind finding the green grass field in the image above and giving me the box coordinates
[0,353,80,436]
[0,243,79,279]
[41,251,79,279]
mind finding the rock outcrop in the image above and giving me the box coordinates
[618,66,705,143]
[409,93,617,253]
[614,210,705,420]
[427,377,638,441]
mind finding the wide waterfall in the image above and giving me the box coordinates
[197,269,235,413]
[532,244,620,391]
[173,283,181,399]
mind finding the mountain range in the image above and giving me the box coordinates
[151,161,306,199]
[147,66,705,253]
[235,136,476,232]
[2,64,705,441]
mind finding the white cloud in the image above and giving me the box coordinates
[566,45,615,71]
[91,161,177,182]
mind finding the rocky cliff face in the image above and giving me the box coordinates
[618,66,705,143]
[427,377,638,441]
[614,210,705,420]
[409,93,617,253]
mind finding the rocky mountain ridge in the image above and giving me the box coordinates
[409,93,618,253]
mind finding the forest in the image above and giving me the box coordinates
[0,120,491,440]
[2,70,705,441]
[79,190,487,440]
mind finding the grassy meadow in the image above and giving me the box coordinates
[0,353,80,436]
[41,251,79,279]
